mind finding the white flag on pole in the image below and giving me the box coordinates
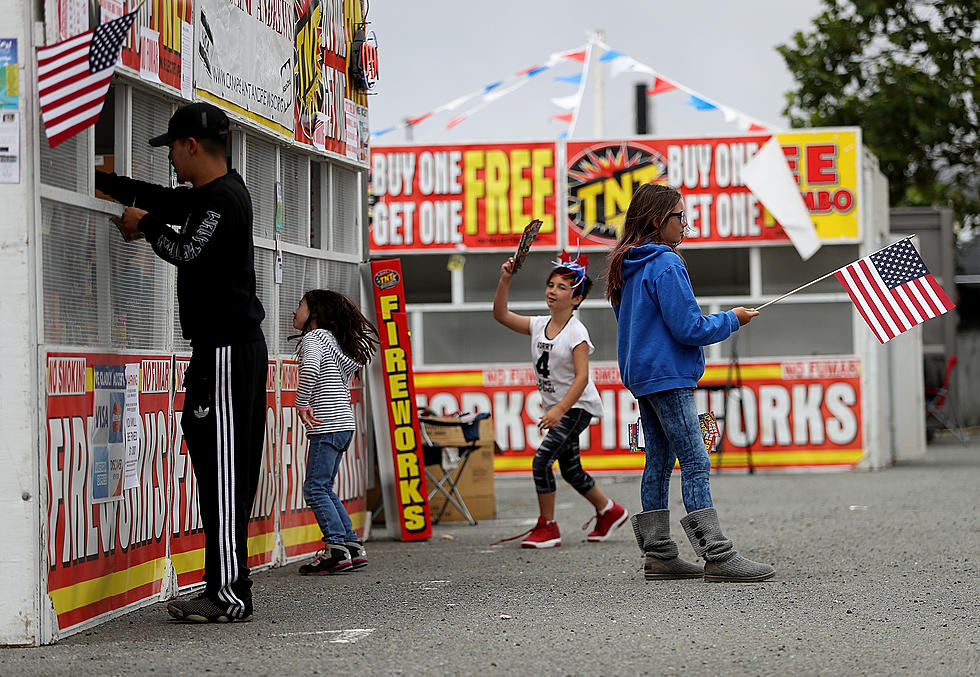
[742,138,821,260]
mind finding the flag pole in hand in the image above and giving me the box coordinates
[754,271,839,311]
[755,234,917,312]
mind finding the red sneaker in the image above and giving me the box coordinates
[584,501,629,542]
[521,517,562,548]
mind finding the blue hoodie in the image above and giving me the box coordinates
[614,243,740,397]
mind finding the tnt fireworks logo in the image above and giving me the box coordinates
[567,142,668,244]
[374,269,400,290]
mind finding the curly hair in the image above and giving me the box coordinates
[291,289,379,365]
[605,183,682,307]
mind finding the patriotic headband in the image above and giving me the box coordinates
[552,245,590,291]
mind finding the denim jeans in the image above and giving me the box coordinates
[637,389,713,513]
[304,430,356,545]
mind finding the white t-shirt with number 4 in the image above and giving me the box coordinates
[529,315,604,418]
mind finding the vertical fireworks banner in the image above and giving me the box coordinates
[368,260,432,540]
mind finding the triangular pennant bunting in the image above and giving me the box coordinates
[646,76,677,95]
[370,37,778,140]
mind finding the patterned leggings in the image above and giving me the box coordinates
[531,407,596,495]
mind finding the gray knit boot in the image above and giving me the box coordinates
[680,508,775,582]
[631,510,703,580]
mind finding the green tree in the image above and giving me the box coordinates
[778,0,980,234]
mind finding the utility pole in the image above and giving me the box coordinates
[592,28,605,138]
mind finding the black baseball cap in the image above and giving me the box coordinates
[148,102,230,147]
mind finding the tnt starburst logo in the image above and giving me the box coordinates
[567,142,668,243]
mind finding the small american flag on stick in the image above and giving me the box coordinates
[834,238,955,344]
[37,10,137,148]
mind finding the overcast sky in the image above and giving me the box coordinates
[366,0,826,144]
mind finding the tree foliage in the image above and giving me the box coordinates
[778,0,980,233]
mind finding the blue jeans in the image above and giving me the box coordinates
[304,431,356,545]
[637,389,714,513]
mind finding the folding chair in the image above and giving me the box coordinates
[418,411,489,525]
[925,355,968,445]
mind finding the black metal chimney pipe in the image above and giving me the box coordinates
[634,83,649,135]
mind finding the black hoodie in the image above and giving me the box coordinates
[96,169,265,345]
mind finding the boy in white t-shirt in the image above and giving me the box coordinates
[492,252,629,548]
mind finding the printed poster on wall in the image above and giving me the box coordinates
[0,38,16,108]
[0,39,20,184]
[123,363,141,490]
[566,129,861,249]
[46,353,171,632]
[369,142,560,253]
[344,98,357,160]
[414,357,864,473]
[90,365,126,503]
[56,0,88,41]
[196,0,294,134]
[0,110,19,184]
[179,20,193,99]
[138,26,162,84]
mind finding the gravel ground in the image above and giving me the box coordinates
[3,436,978,676]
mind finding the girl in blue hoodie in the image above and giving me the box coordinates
[606,182,774,583]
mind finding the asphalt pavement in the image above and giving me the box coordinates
[3,435,978,676]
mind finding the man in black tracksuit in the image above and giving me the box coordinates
[97,102,266,623]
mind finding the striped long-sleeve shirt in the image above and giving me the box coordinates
[295,329,363,434]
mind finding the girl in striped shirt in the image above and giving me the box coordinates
[292,290,379,575]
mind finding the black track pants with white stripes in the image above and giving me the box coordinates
[182,336,268,618]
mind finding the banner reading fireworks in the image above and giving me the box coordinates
[414,357,864,473]
[45,353,171,633]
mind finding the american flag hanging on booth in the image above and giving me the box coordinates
[37,10,137,148]
[834,238,955,344]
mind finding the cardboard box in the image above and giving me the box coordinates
[422,417,496,522]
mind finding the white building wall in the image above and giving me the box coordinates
[0,0,41,646]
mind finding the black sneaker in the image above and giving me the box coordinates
[167,595,252,623]
[344,540,368,569]
[299,544,352,575]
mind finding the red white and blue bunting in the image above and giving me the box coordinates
[592,37,776,132]
[371,35,777,141]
